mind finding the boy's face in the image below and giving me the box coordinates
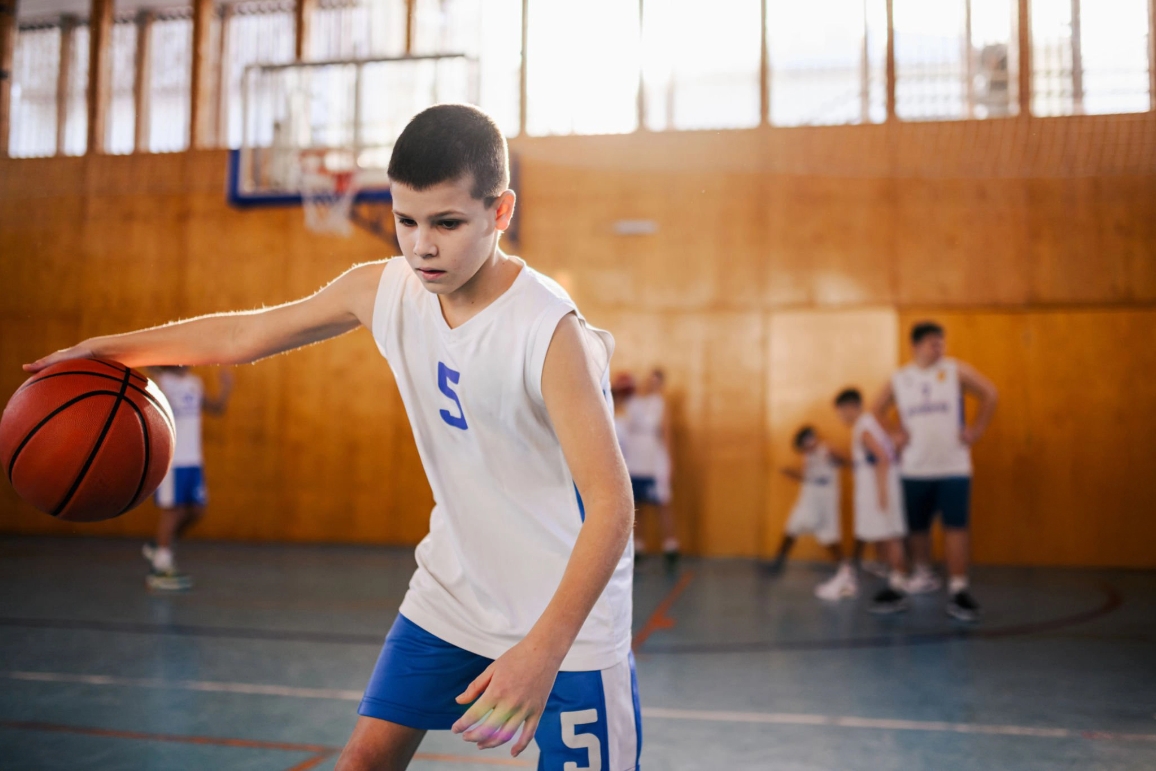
[912,333,946,366]
[391,175,515,296]
[836,403,860,426]
[797,434,818,453]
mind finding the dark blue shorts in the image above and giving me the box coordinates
[631,477,660,506]
[359,615,642,770]
[902,477,971,532]
[154,466,206,509]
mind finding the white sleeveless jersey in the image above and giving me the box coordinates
[891,357,972,478]
[852,412,905,539]
[623,393,669,480]
[370,257,633,671]
[155,371,203,467]
[803,444,838,489]
[613,408,633,470]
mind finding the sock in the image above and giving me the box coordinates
[662,537,680,554]
[889,571,907,591]
[914,562,933,576]
[152,547,174,573]
[949,576,969,595]
[634,537,645,553]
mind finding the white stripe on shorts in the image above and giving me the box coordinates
[601,657,639,771]
[155,467,177,508]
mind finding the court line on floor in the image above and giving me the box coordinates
[642,707,1156,743]
[0,720,534,767]
[0,582,1122,654]
[6,671,1155,745]
[6,670,365,700]
[632,571,695,652]
[0,616,388,646]
[638,583,1124,654]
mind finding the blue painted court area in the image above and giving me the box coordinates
[1,537,1154,770]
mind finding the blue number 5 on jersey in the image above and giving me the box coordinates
[437,362,468,430]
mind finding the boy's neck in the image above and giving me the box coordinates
[437,247,522,329]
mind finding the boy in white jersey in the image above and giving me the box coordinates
[26,105,639,770]
[143,365,233,590]
[624,369,679,568]
[873,321,998,622]
[766,426,856,600]
[833,388,909,614]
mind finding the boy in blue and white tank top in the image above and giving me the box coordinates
[27,105,639,770]
[144,366,232,590]
[874,321,998,622]
[834,388,909,615]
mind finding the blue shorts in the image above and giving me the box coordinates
[631,477,661,506]
[154,466,207,509]
[360,615,642,770]
[902,477,971,532]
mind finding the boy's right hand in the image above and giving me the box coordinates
[891,428,910,451]
[24,342,99,373]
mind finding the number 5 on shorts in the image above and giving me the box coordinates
[561,709,601,771]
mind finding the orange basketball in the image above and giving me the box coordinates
[0,359,175,522]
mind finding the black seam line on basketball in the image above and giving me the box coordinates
[635,584,1123,655]
[116,399,150,516]
[12,359,135,397]
[88,359,135,378]
[5,392,116,482]
[51,370,132,518]
[15,371,175,435]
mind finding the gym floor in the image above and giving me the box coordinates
[1,537,1154,770]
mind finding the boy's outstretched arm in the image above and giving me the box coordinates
[24,262,386,372]
[452,312,634,757]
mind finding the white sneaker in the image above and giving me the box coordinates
[860,561,890,579]
[814,566,858,601]
[906,567,942,594]
[146,570,193,591]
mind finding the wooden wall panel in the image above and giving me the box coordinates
[764,178,897,307]
[1,112,1154,567]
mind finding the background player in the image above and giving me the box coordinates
[142,365,233,590]
[25,104,639,770]
[834,388,909,614]
[611,371,635,464]
[874,321,998,622]
[624,368,679,568]
[766,426,855,601]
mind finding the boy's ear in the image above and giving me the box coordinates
[493,190,516,232]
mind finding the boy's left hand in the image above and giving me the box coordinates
[452,638,562,756]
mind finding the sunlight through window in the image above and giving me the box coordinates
[526,0,640,136]
[767,0,887,126]
[642,0,762,131]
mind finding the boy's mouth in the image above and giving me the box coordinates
[416,268,447,280]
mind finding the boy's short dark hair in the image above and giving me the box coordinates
[911,321,945,344]
[387,104,509,205]
[793,425,816,450]
[834,388,862,407]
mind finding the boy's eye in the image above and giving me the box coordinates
[397,217,416,227]
[437,220,462,230]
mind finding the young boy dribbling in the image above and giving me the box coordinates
[26,105,640,770]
